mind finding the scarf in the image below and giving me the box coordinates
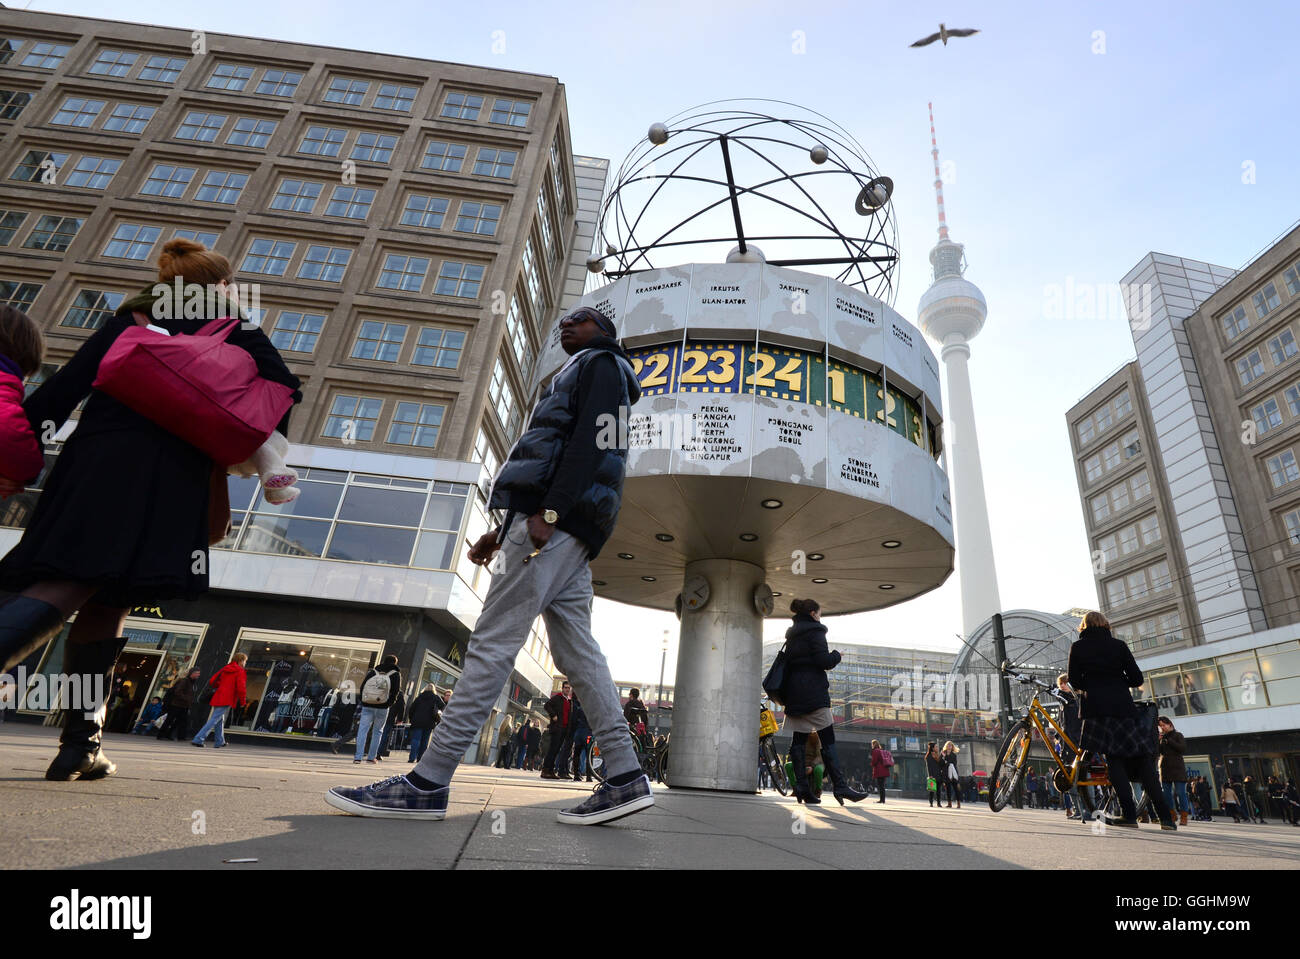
[118,283,247,324]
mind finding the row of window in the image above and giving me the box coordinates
[1267,449,1299,491]
[1089,469,1153,525]
[1248,376,1300,437]
[1221,259,1300,341]
[1082,428,1142,484]
[1112,610,1184,651]
[1096,513,1163,565]
[1104,559,1173,608]
[1,37,534,125]
[1235,325,1298,388]
[1075,388,1133,447]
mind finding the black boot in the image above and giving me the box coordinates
[0,596,66,672]
[822,742,868,805]
[788,742,819,805]
[45,636,127,782]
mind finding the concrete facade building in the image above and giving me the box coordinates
[0,10,604,753]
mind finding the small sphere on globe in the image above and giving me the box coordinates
[809,144,829,164]
[585,255,605,273]
[648,122,670,145]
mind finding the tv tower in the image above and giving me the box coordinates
[916,102,1003,639]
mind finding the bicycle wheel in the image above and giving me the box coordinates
[587,741,608,784]
[989,724,1031,812]
[762,738,790,795]
[657,741,669,786]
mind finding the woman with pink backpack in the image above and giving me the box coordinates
[0,238,300,781]
[870,738,894,803]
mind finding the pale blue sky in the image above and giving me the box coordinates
[26,0,1300,682]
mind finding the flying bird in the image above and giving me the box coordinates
[910,24,980,47]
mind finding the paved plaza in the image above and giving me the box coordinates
[2,725,1297,870]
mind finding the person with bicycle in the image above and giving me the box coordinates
[1068,611,1176,831]
[623,688,650,743]
[780,598,866,806]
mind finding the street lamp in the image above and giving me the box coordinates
[654,630,669,737]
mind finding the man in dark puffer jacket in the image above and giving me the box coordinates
[327,307,653,827]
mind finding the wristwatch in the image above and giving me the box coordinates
[542,509,558,524]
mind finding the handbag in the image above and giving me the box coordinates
[761,642,789,705]
[93,313,294,466]
[948,764,959,781]
[927,776,937,792]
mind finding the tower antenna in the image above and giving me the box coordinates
[928,101,949,241]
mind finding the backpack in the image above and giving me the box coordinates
[361,670,392,706]
[879,749,895,767]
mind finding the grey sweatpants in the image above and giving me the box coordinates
[415,522,640,786]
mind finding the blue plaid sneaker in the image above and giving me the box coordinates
[557,774,654,825]
[325,775,448,820]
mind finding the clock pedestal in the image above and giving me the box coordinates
[670,557,765,792]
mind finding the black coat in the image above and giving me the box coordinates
[545,693,574,729]
[781,615,840,717]
[1067,626,1142,720]
[408,690,444,729]
[526,725,541,749]
[0,309,300,606]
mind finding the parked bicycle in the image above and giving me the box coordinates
[587,722,665,784]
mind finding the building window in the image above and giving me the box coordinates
[141,163,196,198]
[1126,571,1148,602]
[65,155,120,189]
[1139,514,1161,546]
[1252,282,1281,318]
[241,238,296,276]
[1285,509,1300,547]
[350,132,398,164]
[256,70,303,97]
[1222,306,1249,339]
[1268,330,1297,367]
[1267,450,1300,489]
[1287,383,1300,418]
[1114,389,1132,419]
[1106,579,1125,607]
[1149,561,1171,592]
[0,281,42,311]
[88,49,138,77]
[1076,417,1095,446]
[51,96,105,127]
[323,395,382,442]
[0,89,32,120]
[139,54,186,83]
[62,289,124,330]
[441,92,483,120]
[1285,262,1300,298]
[1130,469,1151,501]
[1236,350,1264,386]
[475,428,499,480]
[351,321,407,362]
[103,103,155,134]
[297,245,351,283]
[173,228,219,247]
[101,222,161,260]
[325,185,375,219]
[1119,525,1139,555]
[269,311,325,353]
[1122,430,1141,459]
[1094,404,1112,433]
[376,254,429,292]
[324,76,369,105]
[206,63,254,91]
[400,194,449,229]
[22,214,81,253]
[489,359,516,432]
[22,42,72,69]
[374,83,417,112]
[473,148,517,179]
[0,38,18,65]
[269,178,322,213]
[299,126,347,157]
[11,150,68,183]
[1084,454,1103,483]
[537,190,558,263]
[421,140,467,172]
[454,201,502,236]
[195,170,249,204]
[1101,442,1120,472]
[387,402,444,448]
[176,111,227,142]
[411,327,466,369]
[489,98,531,127]
[227,116,277,148]
[1110,480,1130,513]
[505,296,533,373]
[1253,398,1282,435]
[1097,534,1117,565]
[435,261,484,299]
[0,210,28,245]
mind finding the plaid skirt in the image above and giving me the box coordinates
[1080,702,1159,758]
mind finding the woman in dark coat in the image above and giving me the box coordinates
[924,742,944,807]
[781,598,866,805]
[1068,610,1175,830]
[0,238,300,780]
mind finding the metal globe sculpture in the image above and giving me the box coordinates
[597,100,901,305]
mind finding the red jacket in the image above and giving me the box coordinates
[871,747,892,779]
[0,368,44,484]
[208,662,247,708]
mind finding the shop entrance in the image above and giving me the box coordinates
[105,649,163,733]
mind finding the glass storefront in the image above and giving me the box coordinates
[218,469,472,570]
[226,628,384,738]
[417,650,461,695]
[1142,639,1300,715]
